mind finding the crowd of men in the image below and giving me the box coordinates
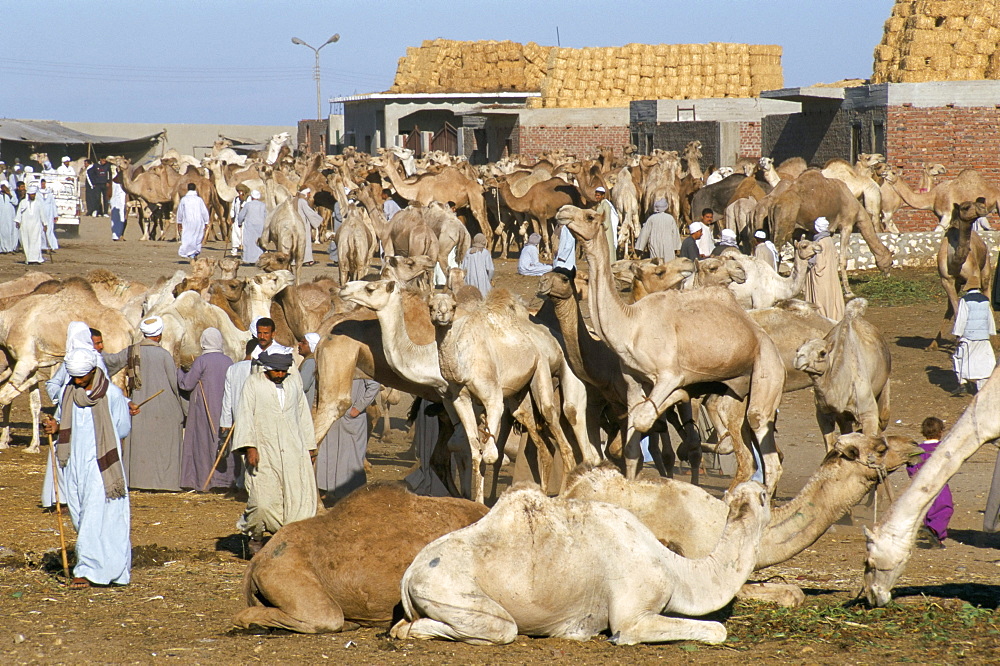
[42,316,381,587]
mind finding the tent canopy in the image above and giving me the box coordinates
[0,119,162,145]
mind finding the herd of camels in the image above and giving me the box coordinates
[5,137,1000,646]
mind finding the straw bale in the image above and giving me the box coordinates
[904,14,936,30]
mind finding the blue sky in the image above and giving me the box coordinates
[1,1,894,125]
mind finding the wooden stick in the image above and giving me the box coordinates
[201,426,235,492]
[198,381,217,433]
[48,435,71,580]
[134,389,164,408]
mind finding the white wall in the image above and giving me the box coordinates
[62,122,296,160]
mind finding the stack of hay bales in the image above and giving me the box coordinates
[873,0,1000,83]
[529,42,782,108]
[389,39,550,93]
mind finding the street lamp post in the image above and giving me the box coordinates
[291,33,340,120]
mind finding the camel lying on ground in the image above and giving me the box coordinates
[232,483,486,633]
[391,482,769,645]
[564,432,919,607]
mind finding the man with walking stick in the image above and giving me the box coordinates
[42,348,132,589]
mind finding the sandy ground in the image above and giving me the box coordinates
[1,216,999,663]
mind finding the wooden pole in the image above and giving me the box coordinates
[48,435,71,580]
[202,426,235,492]
[134,388,164,409]
[198,381,222,492]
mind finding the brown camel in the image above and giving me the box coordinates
[768,169,894,298]
[233,483,486,633]
[928,200,993,350]
[878,163,946,232]
[556,204,786,492]
[884,167,1000,230]
[494,176,585,259]
[109,157,176,240]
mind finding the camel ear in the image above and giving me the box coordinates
[833,440,860,460]
[385,280,397,293]
[726,258,747,283]
[953,202,962,218]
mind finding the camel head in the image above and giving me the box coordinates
[881,166,899,184]
[858,153,886,167]
[382,255,436,286]
[720,481,770,535]
[926,163,947,177]
[825,433,922,476]
[636,257,696,293]
[189,257,218,280]
[794,239,821,262]
[537,269,575,301]
[759,156,774,171]
[256,252,292,273]
[340,279,398,311]
[683,140,702,160]
[218,256,240,280]
[209,278,246,304]
[792,338,831,377]
[555,205,602,242]
[248,270,294,300]
[428,292,458,328]
[955,200,989,224]
[695,255,746,288]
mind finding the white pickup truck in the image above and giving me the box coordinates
[24,172,81,237]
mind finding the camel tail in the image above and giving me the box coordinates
[844,297,868,320]
[242,562,263,607]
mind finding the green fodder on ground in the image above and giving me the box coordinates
[849,269,941,307]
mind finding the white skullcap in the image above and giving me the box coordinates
[721,228,737,240]
[0,161,6,165]
[250,189,261,199]
[140,316,164,337]
[299,187,311,195]
[61,156,71,162]
[23,166,33,173]
[304,332,320,354]
[249,316,263,336]
[754,230,767,239]
[688,222,703,234]
[64,348,98,377]
[814,217,830,233]
[343,186,351,196]
[595,186,606,193]
[13,165,21,170]
[26,185,38,194]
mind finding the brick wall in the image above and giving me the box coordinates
[297,119,328,154]
[887,105,1000,232]
[762,105,848,165]
[652,120,720,166]
[516,124,630,158]
[737,121,761,158]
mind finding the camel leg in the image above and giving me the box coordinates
[746,339,785,495]
[233,561,347,633]
[0,402,11,449]
[528,369,577,493]
[25,388,41,453]
[559,362,599,465]
[610,614,727,646]
[508,392,552,493]
[450,392,486,503]
[673,401,702,486]
[393,585,517,645]
[646,431,673,478]
[929,277,959,351]
[713,393,759,490]
[817,406,839,452]
[877,380,891,432]
[836,226,855,299]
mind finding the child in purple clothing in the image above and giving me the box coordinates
[906,417,953,548]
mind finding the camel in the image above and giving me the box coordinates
[927,200,993,350]
[879,163,946,232]
[536,269,701,482]
[714,240,818,310]
[352,187,444,283]
[794,299,891,451]
[691,173,771,222]
[494,176,584,259]
[768,170,894,298]
[268,276,344,346]
[205,270,294,332]
[380,153,491,241]
[218,256,240,280]
[258,198,306,282]
[147,291,251,366]
[109,157,176,240]
[639,151,682,219]
[677,141,705,223]
[610,166,641,257]
[172,257,218,298]
[884,167,1000,231]
[0,272,54,302]
[429,289,594,502]
[629,257,697,299]
[822,155,885,232]
[335,203,376,285]
[390,481,769,646]
[232,482,486,633]
[556,204,786,492]
[256,251,292,273]
[563,433,919,606]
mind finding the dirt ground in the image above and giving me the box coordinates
[1,217,999,664]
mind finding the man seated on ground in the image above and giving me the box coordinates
[518,232,551,276]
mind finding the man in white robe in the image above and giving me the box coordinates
[952,285,996,395]
[38,178,60,251]
[0,183,17,254]
[42,348,132,588]
[296,188,322,266]
[381,188,401,220]
[753,229,780,272]
[229,187,247,256]
[518,232,552,276]
[595,186,619,262]
[14,185,47,264]
[177,183,209,260]
[237,189,266,265]
[56,156,76,177]
[232,350,317,554]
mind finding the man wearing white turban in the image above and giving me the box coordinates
[122,316,185,491]
[753,229,779,272]
[0,182,18,254]
[229,186,248,257]
[237,189,266,265]
[680,222,704,262]
[594,186,620,263]
[804,217,845,320]
[57,156,75,177]
[42,346,132,589]
[296,188,322,266]
[232,347,317,554]
[177,328,236,490]
[177,183,210,260]
[14,184,47,264]
[38,178,60,252]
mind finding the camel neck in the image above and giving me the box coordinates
[891,175,933,210]
[579,231,632,345]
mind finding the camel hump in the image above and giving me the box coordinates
[87,268,121,286]
[481,288,528,320]
[773,299,822,315]
[844,297,868,320]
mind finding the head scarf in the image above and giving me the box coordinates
[471,233,487,253]
[299,187,311,196]
[250,189,261,199]
[65,321,94,354]
[527,233,541,245]
[23,166,33,173]
[304,332,320,354]
[64,347,99,377]
[258,350,293,371]
[720,228,737,241]
[653,198,668,213]
[61,156,71,163]
[200,327,225,354]
[26,185,38,195]
[140,316,164,337]
[814,217,830,233]
[688,222,703,234]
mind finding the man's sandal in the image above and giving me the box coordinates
[69,578,91,589]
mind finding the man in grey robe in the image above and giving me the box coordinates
[122,316,184,491]
[461,233,494,296]
[232,350,317,554]
[298,333,321,408]
[315,375,380,506]
[238,189,267,266]
[0,183,18,254]
[635,198,680,260]
[296,188,322,266]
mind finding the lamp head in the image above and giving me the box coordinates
[291,37,306,46]
[326,33,340,45]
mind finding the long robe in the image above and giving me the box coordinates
[177,191,209,259]
[300,357,317,408]
[552,225,577,270]
[906,439,954,541]
[315,378,379,500]
[178,351,234,490]
[233,372,317,538]
[804,235,844,321]
[461,247,494,296]
[14,197,46,263]
[238,199,266,265]
[0,192,17,253]
[59,382,132,585]
[296,197,322,264]
[110,182,127,239]
[636,212,680,260]
[404,399,450,497]
[229,195,244,254]
[754,241,779,272]
[38,186,59,250]
[517,243,551,276]
[952,290,997,384]
[123,341,184,491]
